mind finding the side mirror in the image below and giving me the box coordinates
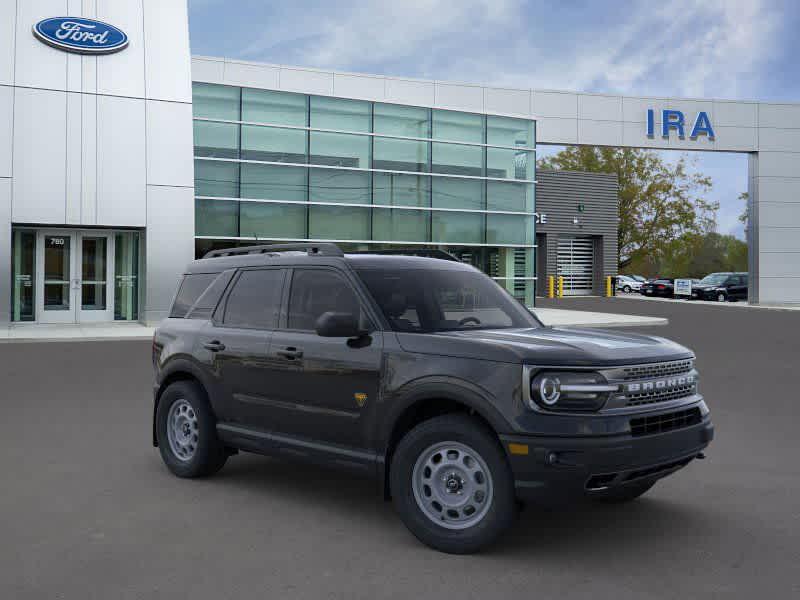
[314,311,363,338]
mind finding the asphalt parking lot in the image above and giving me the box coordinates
[2,297,799,599]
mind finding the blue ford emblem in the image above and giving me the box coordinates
[33,17,128,54]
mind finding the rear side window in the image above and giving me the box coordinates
[187,270,235,319]
[170,273,217,318]
[222,269,285,329]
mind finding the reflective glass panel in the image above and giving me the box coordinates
[374,103,429,137]
[310,132,369,168]
[486,148,533,180]
[114,232,139,321]
[193,121,239,159]
[372,208,430,242]
[240,163,307,201]
[192,83,240,120]
[373,173,430,207]
[486,116,534,148]
[195,160,239,198]
[309,168,370,204]
[431,143,483,176]
[431,212,484,243]
[431,177,484,210]
[309,206,370,240]
[486,181,534,212]
[11,230,35,321]
[432,110,484,143]
[223,269,284,330]
[373,137,428,172]
[486,215,532,245]
[310,96,370,131]
[242,88,307,126]
[241,125,307,163]
[44,235,71,311]
[239,202,307,239]
[196,199,238,237]
[81,237,107,310]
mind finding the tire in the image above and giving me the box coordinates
[592,480,655,503]
[156,380,227,478]
[717,292,727,302]
[623,285,632,293]
[390,414,517,554]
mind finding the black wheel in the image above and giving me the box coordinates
[156,380,227,478]
[623,285,632,293]
[390,414,517,554]
[592,480,655,503]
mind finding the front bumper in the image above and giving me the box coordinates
[500,413,713,503]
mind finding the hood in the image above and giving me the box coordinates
[395,326,693,366]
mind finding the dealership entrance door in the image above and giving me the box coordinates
[11,228,141,324]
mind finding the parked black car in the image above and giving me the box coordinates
[152,243,713,554]
[691,272,749,302]
[640,279,675,298]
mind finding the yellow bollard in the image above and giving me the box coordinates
[606,276,613,297]
[548,275,555,299]
[557,276,564,298]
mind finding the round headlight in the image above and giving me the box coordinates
[537,376,561,405]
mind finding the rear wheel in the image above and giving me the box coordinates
[156,380,227,478]
[623,285,632,293]
[390,414,517,554]
[592,480,654,503]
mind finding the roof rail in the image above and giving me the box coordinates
[202,242,344,259]
[348,248,460,261]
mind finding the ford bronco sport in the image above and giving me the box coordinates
[152,243,713,554]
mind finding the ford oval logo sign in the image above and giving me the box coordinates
[33,17,128,55]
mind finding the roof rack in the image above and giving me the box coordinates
[202,242,344,259]
[348,248,460,262]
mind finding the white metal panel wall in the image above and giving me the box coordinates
[143,0,192,103]
[0,85,11,178]
[11,87,67,224]
[14,0,69,90]
[146,100,194,187]
[0,0,15,86]
[0,178,10,322]
[96,0,146,98]
[96,95,147,226]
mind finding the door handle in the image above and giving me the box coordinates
[203,340,226,352]
[276,347,303,360]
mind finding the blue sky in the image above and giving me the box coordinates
[188,0,800,239]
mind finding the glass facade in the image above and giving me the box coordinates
[192,83,536,302]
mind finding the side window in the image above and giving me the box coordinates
[170,273,217,318]
[187,270,234,319]
[222,269,284,329]
[287,269,364,331]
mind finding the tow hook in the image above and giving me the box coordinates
[696,452,706,460]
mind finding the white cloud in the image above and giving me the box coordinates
[228,0,781,100]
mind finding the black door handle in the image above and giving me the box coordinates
[203,340,226,352]
[276,347,303,360]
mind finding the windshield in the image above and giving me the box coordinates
[356,268,540,333]
[700,273,728,285]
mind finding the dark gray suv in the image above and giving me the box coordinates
[152,243,713,553]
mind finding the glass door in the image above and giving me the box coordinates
[36,231,77,323]
[78,232,114,322]
[35,230,115,323]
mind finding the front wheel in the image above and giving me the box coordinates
[156,380,227,478]
[390,414,517,554]
[623,285,632,293]
[717,292,727,302]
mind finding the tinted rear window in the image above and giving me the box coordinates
[222,269,285,329]
[170,273,217,318]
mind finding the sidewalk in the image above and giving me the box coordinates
[1,307,665,342]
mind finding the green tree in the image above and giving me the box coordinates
[538,147,718,271]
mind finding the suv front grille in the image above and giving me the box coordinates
[630,407,702,437]
[621,359,693,381]
[626,383,697,407]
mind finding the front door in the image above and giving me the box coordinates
[36,231,114,323]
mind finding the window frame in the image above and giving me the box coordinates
[280,266,380,333]
[213,267,287,331]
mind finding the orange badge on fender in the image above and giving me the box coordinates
[354,393,368,407]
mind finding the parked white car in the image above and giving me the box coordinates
[616,275,643,293]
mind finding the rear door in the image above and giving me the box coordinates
[257,267,384,449]
[198,268,286,424]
